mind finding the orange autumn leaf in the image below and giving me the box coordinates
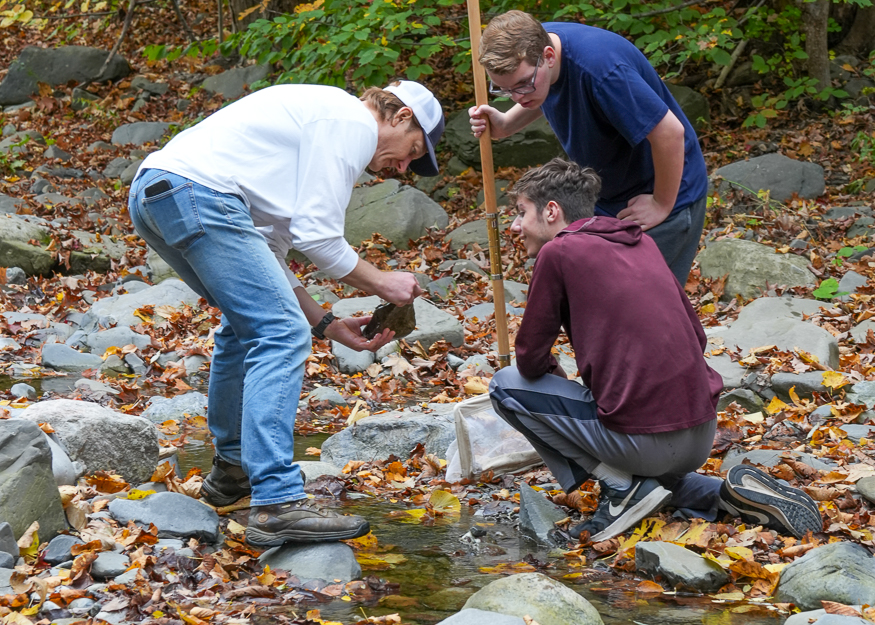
[636,580,664,594]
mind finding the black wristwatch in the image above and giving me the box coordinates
[312,312,336,340]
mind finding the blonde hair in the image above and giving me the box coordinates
[479,10,551,75]
[360,82,423,131]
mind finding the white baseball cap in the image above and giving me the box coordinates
[384,81,445,177]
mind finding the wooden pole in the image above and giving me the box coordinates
[466,0,511,369]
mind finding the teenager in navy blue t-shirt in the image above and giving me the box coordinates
[469,10,708,285]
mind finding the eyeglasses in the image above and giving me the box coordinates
[488,54,542,98]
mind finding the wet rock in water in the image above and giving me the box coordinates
[10,383,35,400]
[42,534,84,565]
[297,461,343,484]
[20,399,159,484]
[141,391,207,424]
[518,482,566,546]
[91,551,130,579]
[462,572,603,625]
[108,492,219,541]
[363,302,416,340]
[775,542,875,610]
[635,541,729,593]
[423,587,473,612]
[0,420,66,540]
[40,343,103,372]
[320,404,456,467]
[437,608,525,624]
[258,542,361,582]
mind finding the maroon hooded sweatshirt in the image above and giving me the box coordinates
[514,216,722,435]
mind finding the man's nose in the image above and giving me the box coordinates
[510,215,522,232]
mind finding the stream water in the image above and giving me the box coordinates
[9,375,788,625]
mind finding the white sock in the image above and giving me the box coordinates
[592,463,632,491]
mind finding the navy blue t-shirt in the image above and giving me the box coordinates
[541,23,708,217]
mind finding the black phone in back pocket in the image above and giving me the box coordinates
[144,179,172,198]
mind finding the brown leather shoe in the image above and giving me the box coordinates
[201,455,251,507]
[245,499,370,547]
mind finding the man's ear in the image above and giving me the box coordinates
[544,200,564,224]
[392,107,414,126]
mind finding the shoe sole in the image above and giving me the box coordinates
[725,465,821,538]
[590,486,672,542]
[245,522,370,547]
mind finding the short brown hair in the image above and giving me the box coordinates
[360,82,423,131]
[511,158,601,223]
[479,10,551,75]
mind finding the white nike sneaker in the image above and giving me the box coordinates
[569,477,672,542]
[720,465,822,538]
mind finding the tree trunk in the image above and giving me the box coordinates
[228,0,306,29]
[803,0,831,89]
[835,5,875,56]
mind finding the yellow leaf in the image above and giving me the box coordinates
[226,520,246,534]
[152,611,165,618]
[347,399,370,426]
[429,490,460,515]
[356,553,408,570]
[126,489,156,500]
[742,412,764,424]
[16,522,38,558]
[822,370,848,390]
[765,396,789,415]
[463,376,489,395]
[700,303,716,314]
[724,546,754,561]
[712,591,745,601]
[388,508,428,524]
[788,385,800,406]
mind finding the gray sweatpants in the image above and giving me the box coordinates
[489,366,723,520]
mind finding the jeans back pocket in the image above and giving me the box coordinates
[142,182,205,250]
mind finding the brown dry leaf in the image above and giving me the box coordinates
[189,608,215,620]
[58,486,78,508]
[70,540,104,556]
[70,552,98,581]
[636,580,665,594]
[85,472,129,494]
[822,601,862,616]
[37,422,55,434]
[223,585,275,599]
[523,617,543,625]
[305,447,321,456]
[151,461,175,482]
[15,522,38,552]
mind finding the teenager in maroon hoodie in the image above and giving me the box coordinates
[489,158,822,541]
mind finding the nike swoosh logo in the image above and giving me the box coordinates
[743,509,771,525]
[608,482,641,516]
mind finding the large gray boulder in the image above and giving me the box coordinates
[201,65,268,100]
[0,420,66,541]
[713,153,825,202]
[19,399,159,484]
[716,297,839,368]
[344,180,448,249]
[258,542,361,582]
[320,404,456,467]
[0,213,53,276]
[111,122,171,147]
[775,542,875,610]
[444,102,566,169]
[108,492,219,541]
[697,239,815,300]
[86,279,200,328]
[462,572,603,625]
[635,541,729,593]
[665,83,710,132]
[437,610,525,625]
[0,46,130,106]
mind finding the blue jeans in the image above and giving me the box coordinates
[645,194,707,286]
[128,169,308,506]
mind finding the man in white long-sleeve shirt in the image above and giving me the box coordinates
[128,81,445,547]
